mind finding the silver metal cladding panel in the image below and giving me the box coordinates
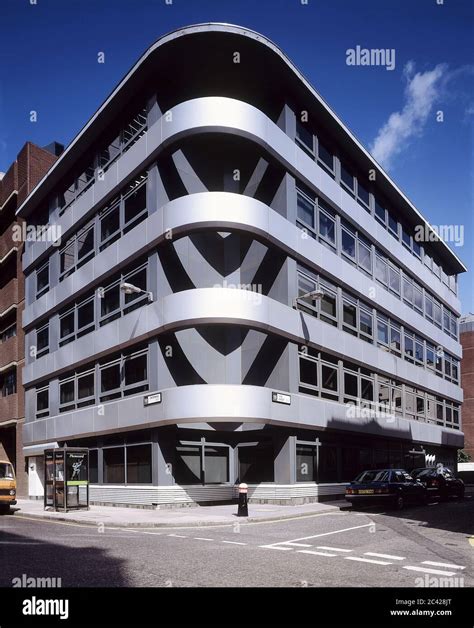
[22,383,464,448]
[23,287,463,403]
[23,191,462,360]
[21,97,461,316]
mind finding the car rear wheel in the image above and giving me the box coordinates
[0,505,10,515]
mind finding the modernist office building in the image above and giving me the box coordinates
[18,24,465,505]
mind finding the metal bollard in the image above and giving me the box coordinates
[237,482,248,517]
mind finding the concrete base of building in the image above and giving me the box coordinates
[87,482,348,508]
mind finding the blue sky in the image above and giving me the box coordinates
[1,0,472,311]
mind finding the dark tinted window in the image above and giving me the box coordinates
[340,164,354,190]
[355,470,390,482]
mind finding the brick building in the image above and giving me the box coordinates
[0,141,62,496]
[460,315,474,459]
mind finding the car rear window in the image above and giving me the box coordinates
[355,470,390,483]
[412,469,434,478]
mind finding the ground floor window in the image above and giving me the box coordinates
[175,445,201,484]
[103,443,152,484]
[127,444,152,483]
[319,445,338,482]
[89,449,98,483]
[295,439,434,483]
[296,444,316,481]
[174,443,230,485]
[238,442,274,483]
[103,447,125,484]
[205,446,229,484]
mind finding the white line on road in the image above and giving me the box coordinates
[317,546,352,553]
[168,534,187,538]
[222,541,247,545]
[298,550,338,557]
[123,529,162,535]
[403,566,457,576]
[422,561,465,570]
[268,523,372,547]
[365,552,405,561]
[345,556,392,565]
[260,545,293,551]
[284,542,313,547]
[194,537,213,541]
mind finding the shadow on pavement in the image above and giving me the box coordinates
[347,493,474,537]
[0,521,129,587]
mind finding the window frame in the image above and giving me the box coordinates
[36,386,49,418]
[318,200,336,248]
[340,163,355,195]
[295,120,315,156]
[36,323,49,358]
[36,261,49,299]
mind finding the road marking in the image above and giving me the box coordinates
[365,552,405,561]
[317,546,352,553]
[298,550,338,557]
[403,566,457,576]
[194,537,213,541]
[222,541,247,545]
[268,523,372,547]
[345,556,392,565]
[260,545,293,551]
[168,534,187,538]
[123,529,162,536]
[422,561,465,570]
[284,542,313,547]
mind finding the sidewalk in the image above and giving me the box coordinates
[10,498,348,528]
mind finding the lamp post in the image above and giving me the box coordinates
[292,288,324,309]
[119,282,153,302]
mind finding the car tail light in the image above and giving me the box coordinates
[431,479,439,487]
[346,488,354,495]
[375,487,389,494]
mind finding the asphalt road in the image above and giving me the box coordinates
[1,497,472,588]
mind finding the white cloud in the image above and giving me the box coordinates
[465,103,474,116]
[370,61,447,170]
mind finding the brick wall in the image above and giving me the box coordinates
[0,141,59,496]
[0,162,17,208]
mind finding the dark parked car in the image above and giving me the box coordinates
[345,468,427,510]
[411,467,464,500]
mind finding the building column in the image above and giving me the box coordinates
[274,434,296,484]
[155,427,175,486]
[97,439,104,484]
[277,104,296,140]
